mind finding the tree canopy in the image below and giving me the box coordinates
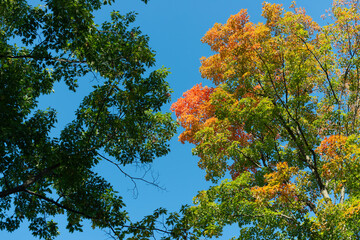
[0,0,176,239]
[172,0,360,239]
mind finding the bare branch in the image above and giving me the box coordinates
[98,153,166,194]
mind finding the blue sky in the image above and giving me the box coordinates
[2,0,331,239]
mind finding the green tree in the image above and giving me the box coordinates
[172,0,360,239]
[0,0,176,239]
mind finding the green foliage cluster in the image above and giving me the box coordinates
[0,0,176,239]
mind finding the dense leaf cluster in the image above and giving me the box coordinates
[0,0,176,239]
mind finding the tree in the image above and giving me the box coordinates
[172,0,360,239]
[0,0,176,239]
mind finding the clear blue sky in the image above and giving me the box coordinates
[2,0,331,239]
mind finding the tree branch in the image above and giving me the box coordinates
[0,54,87,64]
[297,36,340,105]
[24,189,94,219]
[25,189,175,238]
[0,164,60,198]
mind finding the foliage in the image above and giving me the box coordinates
[172,0,360,239]
[0,0,176,239]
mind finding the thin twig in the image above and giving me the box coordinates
[98,153,166,192]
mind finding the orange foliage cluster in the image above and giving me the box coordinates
[345,201,360,217]
[201,9,250,53]
[262,2,284,28]
[316,135,347,159]
[199,9,270,86]
[171,84,214,144]
[252,162,298,205]
[316,135,348,179]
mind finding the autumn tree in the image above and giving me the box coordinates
[172,0,360,239]
[0,0,176,239]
